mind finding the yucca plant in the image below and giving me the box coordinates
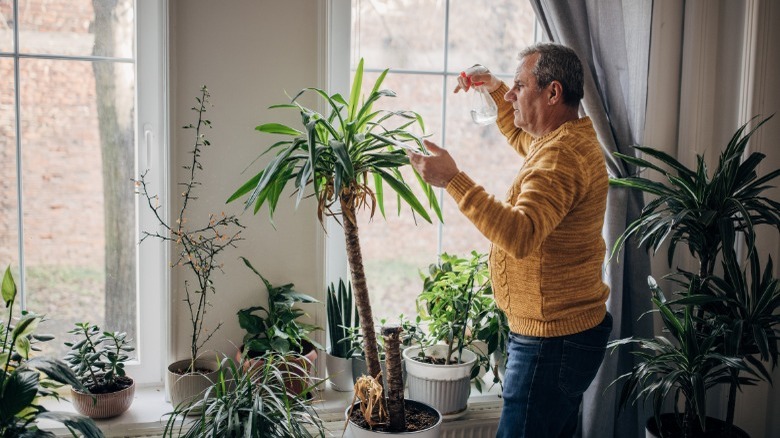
[228,59,441,432]
[609,115,780,436]
[0,266,104,438]
[163,352,325,437]
[327,279,359,359]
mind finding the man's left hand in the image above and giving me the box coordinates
[407,140,460,188]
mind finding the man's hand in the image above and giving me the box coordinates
[454,64,501,94]
[407,140,460,188]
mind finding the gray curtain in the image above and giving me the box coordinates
[528,1,654,437]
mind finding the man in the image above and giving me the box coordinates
[407,43,613,438]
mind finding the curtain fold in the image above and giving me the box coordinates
[528,1,654,437]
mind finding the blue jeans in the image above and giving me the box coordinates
[496,313,612,438]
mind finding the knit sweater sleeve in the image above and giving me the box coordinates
[446,142,584,260]
[491,83,532,158]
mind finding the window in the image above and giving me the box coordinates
[0,0,167,384]
[341,0,538,321]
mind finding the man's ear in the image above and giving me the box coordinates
[548,81,564,105]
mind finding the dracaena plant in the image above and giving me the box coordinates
[609,115,780,435]
[228,58,441,432]
[0,266,104,438]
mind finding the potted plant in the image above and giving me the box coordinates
[63,322,135,418]
[608,115,780,437]
[235,257,321,396]
[135,86,244,409]
[228,58,442,434]
[163,352,325,437]
[404,251,491,419]
[0,266,104,437]
[326,278,359,391]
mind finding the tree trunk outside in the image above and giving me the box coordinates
[93,0,136,341]
[341,204,383,390]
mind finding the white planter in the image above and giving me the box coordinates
[403,345,477,420]
[326,352,354,392]
[166,358,219,413]
[345,399,442,437]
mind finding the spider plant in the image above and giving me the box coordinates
[609,115,780,435]
[228,58,441,432]
[163,352,325,437]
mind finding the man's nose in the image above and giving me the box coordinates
[504,90,515,102]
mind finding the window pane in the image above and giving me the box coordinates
[0,0,12,52]
[350,1,536,325]
[0,57,19,276]
[440,76,522,256]
[448,0,537,75]
[18,0,133,58]
[19,58,136,357]
[357,72,442,322]
[352,0,445,72]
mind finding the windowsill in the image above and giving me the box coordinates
[40,377,504,437]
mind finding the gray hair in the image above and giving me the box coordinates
[519,43,584,107]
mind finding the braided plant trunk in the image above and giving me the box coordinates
[341,202,383,391]
[382,325,405,432]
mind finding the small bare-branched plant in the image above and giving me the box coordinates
[135,86,244,372]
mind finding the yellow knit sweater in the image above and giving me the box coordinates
[445,83,610,337]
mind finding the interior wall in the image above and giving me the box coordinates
[169,0,323,363]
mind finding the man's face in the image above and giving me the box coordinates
[504,54,548,136]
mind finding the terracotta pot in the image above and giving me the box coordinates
[236,340,318,396]
[166,358,219,412]
[71,378,135,419]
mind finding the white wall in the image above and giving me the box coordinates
[168,0,324,363]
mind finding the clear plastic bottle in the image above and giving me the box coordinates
[469,83,498,125]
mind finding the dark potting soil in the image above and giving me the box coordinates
[411,355,463,365]
[170,365,214,375]
[349,400,439,432]
[86,376,133,394]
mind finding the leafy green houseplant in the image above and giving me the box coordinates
[228,59,442,433]
[609,115,780,437]
[63,322,135,418]
[236,257,321,395]
[163,352,325,438]
[135,87,244,407]
[0,266,104,437]
[402,252,491,418]
[326,279,359,391]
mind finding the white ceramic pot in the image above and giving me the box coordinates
[345,399,442,437]
[326,352,354,392]
[403,344,477,420]
[71,378,135,419]
[166,358,219,413]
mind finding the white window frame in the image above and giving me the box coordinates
[1,0,169,385]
